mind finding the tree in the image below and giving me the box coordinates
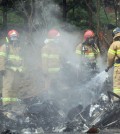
[0,0,14,29]
[63,0,67,20]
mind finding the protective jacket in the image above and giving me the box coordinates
[41,39,62,90]
[0,43,24,105]
[41,39,61,75]
[0,44,23,72]
[107,32,120,95]
[76,42,100,65]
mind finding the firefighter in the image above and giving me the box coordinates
[75,30,100,83]
[0,30,24,112]
[76,30,100,71]
[41,29,62,90]
[105,27,120,99]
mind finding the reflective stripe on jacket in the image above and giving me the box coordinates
[41,41,61,74]
[107,40,120,67]
[0,44,24,72]
[76,43,100,60]
[1,97,20,102]
[107,33,120,97]
[113,88,120,94]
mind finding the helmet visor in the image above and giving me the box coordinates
[10,36,18,41]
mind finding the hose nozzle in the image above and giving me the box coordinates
[105,67,110,72]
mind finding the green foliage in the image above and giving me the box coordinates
[67,6,88,29]
[7,11,24,25]
[0,0,117,31]
[99,8,109,25]
[63,0,116,30]
[99,7,115,26]
[0,10,3,25]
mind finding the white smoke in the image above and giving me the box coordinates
[19,0,109,116]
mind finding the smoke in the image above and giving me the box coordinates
[33,0,62,31]
[30,1,83,115]
[18,0,108,117]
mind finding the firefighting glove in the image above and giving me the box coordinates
[105,67,110,72]
[0,70,6,76]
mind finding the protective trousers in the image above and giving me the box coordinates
[44,73,56,90]
[2,70,23,106]
[0,75,3,95]
[113,66,120,98]
[44,72,62,90]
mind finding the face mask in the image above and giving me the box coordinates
[10,35,18,41]
[9,36,19,45]
[86,38,95,45]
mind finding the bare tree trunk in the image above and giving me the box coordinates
[96,0,101,53]
[118,1,120,26]
[85,0,93,29]
[2,6,7,30]
[63,0,67,21]
[0,0,2,4]
[18,0,36,44]
[72,0,75,18]
[113,0,118,26]
[96,0,100,35]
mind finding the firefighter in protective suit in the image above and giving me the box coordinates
[105,27,120,99]
[0,30,24,116]
[41,29,61,90]
[75,30,100,81]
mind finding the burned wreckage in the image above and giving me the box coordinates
[0,68,120,133]
[63,91,120,133]
[0,91,120,133]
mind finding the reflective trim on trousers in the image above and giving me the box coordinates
[48,68,60,72]
[8,55,22,61]
[41,53,48,58]
[0,52,6,57]
[1,97,20,102]
[42,53,59,59]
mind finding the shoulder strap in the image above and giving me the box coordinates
[0,43,10,66]
[5,37,10,58]
[81,41,86,55]
[5,43,10,61]
[91,44,98,59]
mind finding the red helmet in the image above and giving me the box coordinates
[8,30,19,41]
[48,29,60,38]
[84,30,95,40]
